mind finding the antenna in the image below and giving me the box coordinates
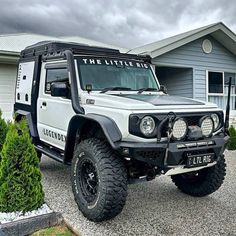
[224,77,232,132]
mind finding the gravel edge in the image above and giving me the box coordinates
[0,212,63,236]
[64,219,81,236]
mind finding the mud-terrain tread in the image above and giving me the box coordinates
[171,155,226,197]
[71,138,127,222]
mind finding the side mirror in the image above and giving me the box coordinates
[159,85,167,94]
[85,84,92,93]
[51,82,70,97]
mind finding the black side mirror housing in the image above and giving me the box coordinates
[85,84,92,93]
[159,85,168,94]
[51,82,70,97]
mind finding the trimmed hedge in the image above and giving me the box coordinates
[0,119,44,213]
[227,125,236,150]
[0,110,8,153]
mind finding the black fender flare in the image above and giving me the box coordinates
[64,114,122,163]
[15,110,39,138]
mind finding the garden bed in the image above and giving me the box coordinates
[0,204,63,236]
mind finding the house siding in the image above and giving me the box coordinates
[152,36,236,101]
[157,68,193,98]
[0,64,17,120]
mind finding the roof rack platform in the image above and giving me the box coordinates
[21,41,120,58]
[20,40,151,62]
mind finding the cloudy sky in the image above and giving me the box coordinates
[0,0,235,48]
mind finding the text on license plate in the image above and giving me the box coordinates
[186,153,215,168]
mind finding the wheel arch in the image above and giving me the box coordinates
[64,114,122,163]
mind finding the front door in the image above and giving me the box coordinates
[37,62,75,150]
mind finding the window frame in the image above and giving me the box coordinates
[44,65,69,95]
[206,70,236,112]
[206,70,224,97]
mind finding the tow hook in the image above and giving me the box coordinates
[146,166,160,181]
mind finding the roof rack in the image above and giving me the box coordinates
[20,40,151,62]
[21,41,120,58]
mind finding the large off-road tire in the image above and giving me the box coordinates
[171,155,226,197]
[71,138,128,222]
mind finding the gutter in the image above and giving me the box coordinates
[0,50,20,64]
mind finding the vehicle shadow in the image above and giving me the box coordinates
[40,154,236,236]
[96,178,236,235]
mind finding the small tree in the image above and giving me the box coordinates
[227,125,236,150]
[0,110,8,153]
[0,119,44,213]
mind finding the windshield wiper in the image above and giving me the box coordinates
[100,87,132,93]
[137,87,158,94]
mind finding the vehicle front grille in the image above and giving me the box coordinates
[160,112,223,139]
[136,150,164,159]
[129,111,223,140]
[185,116,202,126]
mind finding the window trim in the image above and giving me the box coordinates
[44,65,68,95]
[206,70,224,98]
[206,71,236,111]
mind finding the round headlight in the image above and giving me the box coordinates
[140,116,155,136]
[211,113,220,131]
[172,118,188,140]
[200,116,214,137]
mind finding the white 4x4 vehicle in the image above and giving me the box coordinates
[15,41,230,222]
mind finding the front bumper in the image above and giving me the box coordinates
[117,135,229,168]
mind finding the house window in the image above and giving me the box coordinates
[208,71,223,94]
[224,74,236,111]
[225,75,236,87]
[207,71,236,111]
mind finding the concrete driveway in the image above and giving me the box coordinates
[40,151,236,236]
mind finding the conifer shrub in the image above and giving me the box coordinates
[0,119,44,213]
[227,125,236,150]
[0,110,8,153]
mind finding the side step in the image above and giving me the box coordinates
[35,144,67,164]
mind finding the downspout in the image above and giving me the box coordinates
[63,50,84,114]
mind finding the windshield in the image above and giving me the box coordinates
[77,57,159,91]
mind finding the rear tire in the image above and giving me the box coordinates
[71,138,128,222]
[171,155,226,197]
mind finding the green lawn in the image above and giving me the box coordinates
[32,225,76,236]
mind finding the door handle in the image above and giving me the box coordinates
[42,102,47,106]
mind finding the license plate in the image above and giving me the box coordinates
[186,153,215,168]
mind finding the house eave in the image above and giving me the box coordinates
[132,22,236,59]
[0,50,20,64]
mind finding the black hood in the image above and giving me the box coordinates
[113,94,204,106]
